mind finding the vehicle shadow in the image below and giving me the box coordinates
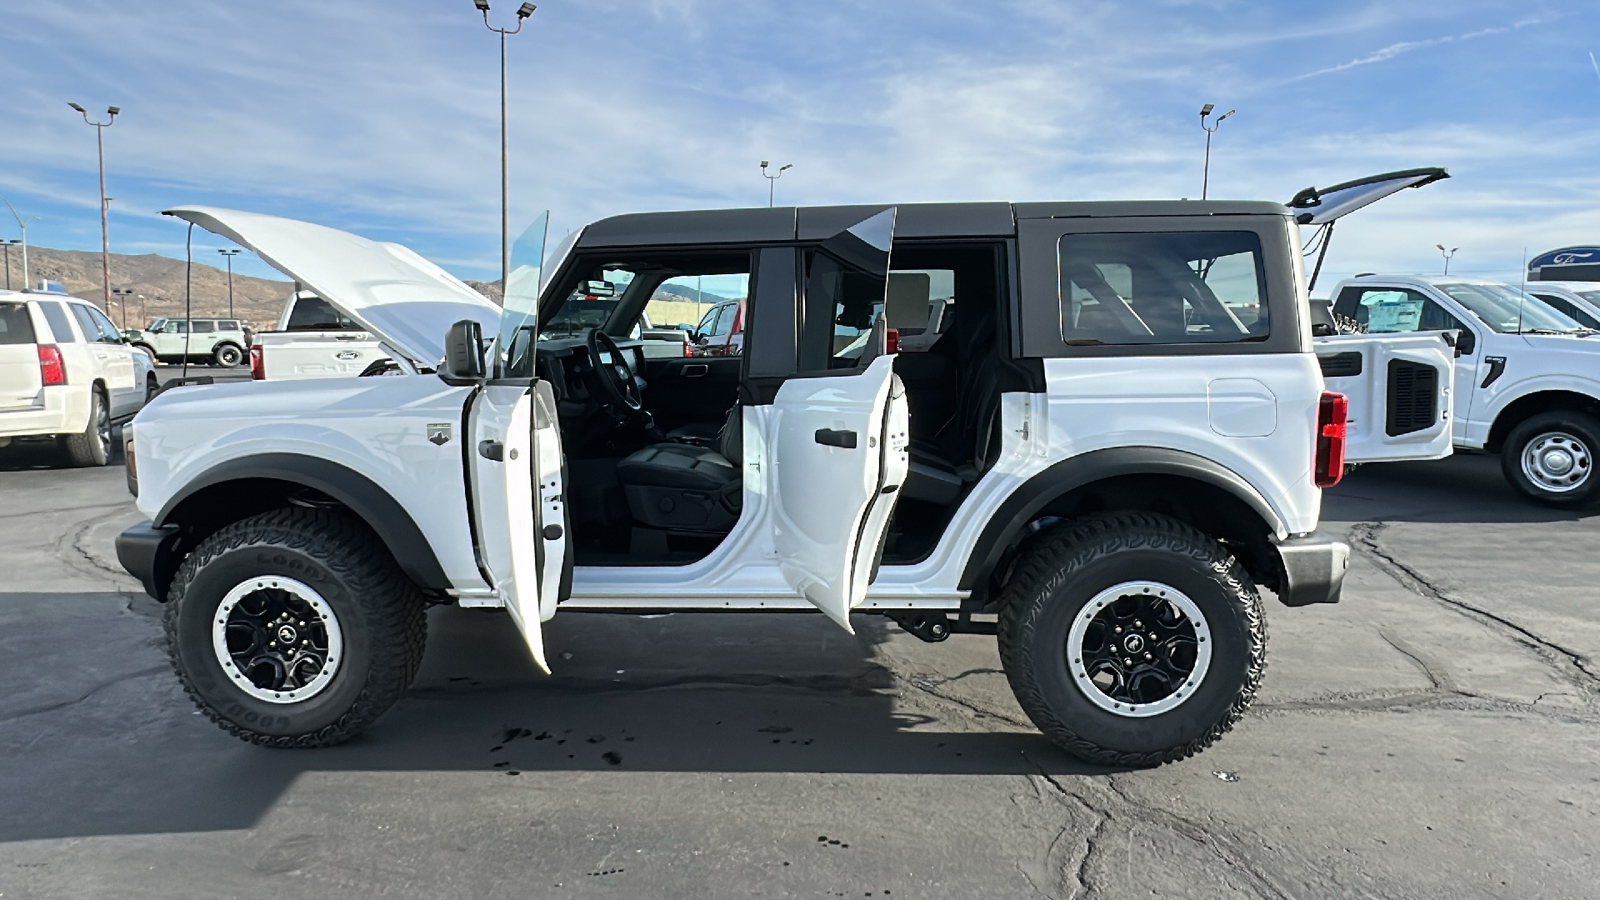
[1325,452,1597,525]
[0,424,127,472]
[0,601,1109,843]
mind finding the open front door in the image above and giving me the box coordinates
[1315,332,1455,463]
[769,209,911,630]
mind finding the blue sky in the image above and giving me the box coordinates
[1,0,1596,290]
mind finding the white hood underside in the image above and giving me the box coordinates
[163,206,501,368]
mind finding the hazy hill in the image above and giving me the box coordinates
[3,246,509,329]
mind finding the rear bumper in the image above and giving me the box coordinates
[1271,531,1350,607]
[115,520,182,600]
[0,386,89,439]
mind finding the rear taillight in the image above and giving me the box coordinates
[249,344,265,380]
[1315,391,1348,488]
[886,328,899,354]
[38,345,66,386]
[682,340,693,358]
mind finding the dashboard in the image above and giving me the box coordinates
[534,336,649,414]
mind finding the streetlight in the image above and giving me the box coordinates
[1199,104,1234,200]
[760,160,792,208]
[475,0,537,295]
[217,248,240,317]
[1436,244,1459,275]
[68,102,120,312]
[1,197,38,291]
[111,287,134,330]
[2,239,18,291]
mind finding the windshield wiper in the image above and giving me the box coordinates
[1517,328,1576,335]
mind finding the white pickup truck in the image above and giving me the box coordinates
[117,170,1453,766]
[248,291,387,380]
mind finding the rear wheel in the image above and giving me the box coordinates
[164,508,428,748]
[61,389,111,467]
[997,512,1266,767]
[1501,411,1600,508]
[213,343,243,367]
[145,373,159,404]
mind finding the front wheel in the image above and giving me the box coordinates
[1501,411,1600,508]
[164,508,427,748]
[997,512,1266,767]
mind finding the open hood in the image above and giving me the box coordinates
[163,206,501,369]
[1286,167,1449,226]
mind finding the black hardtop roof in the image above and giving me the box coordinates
[575,199,1293,249]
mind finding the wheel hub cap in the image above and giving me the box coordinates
[1522,432,1591,492]
[1066,581,1212,718]
[211,577,343,704]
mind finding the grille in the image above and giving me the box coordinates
[1386,360,1439,436]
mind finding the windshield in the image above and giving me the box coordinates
[1578,289,1600,305]
[539,268,634,340]
[147,318,167,332]
[1437,283,1586,334]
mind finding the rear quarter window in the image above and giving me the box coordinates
[0,303,36,345]
[1059,231,1270,345]
[38,302,79,343]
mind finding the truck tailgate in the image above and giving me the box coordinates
[257,331,386,380]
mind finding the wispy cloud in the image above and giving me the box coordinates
[1591,51,1600,81]
[1291,16,1556,81]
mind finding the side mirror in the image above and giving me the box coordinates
[440,319,486,385]
[1454,328,1475,357]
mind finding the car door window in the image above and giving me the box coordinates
[709,305,735,337]
[1331,287,1465,334]
[191,320,215,334]
[85,306,124,344]
[70,304,118,345]
[171,320,188,334]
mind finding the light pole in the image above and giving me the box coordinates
[1199,103,1234,200]
[111,287,134,330]
[68,102,120,311]
[217,248,240,317]
[1436,244,1459,275]
[760,160,792,208]
[2,239,17,291]
[475,0,537,294]
[1,197,38,291]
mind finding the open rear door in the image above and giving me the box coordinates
[769,209,911,630]
[1315,332,1455,463]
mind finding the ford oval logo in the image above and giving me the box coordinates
[335,350,361,361]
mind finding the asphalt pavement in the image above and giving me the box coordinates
[1,444,1596,899]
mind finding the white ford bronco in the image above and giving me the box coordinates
[116,171,1452,765]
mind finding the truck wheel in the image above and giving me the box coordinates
[60,389,112,467]
[164,508,427,748]
[997,512,1266,767]
[213,343,243,367]
[1501,411,1600,508]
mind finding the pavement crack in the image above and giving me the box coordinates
[895,671,1033,728]
[1376,629,1458,693]
[0,665,168,724]
[1350,522,1599,692]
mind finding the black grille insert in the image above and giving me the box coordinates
[1318,352,1363,378]
[1386,360,1438,436]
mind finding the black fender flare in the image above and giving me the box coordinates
[155,453,450,591]
[957,446,1286,593]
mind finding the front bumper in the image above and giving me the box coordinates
[1271,531,1349,607]
[115,520,181,600]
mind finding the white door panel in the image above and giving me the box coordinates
[770,355,909,629]
[1315,332,1455,463]
[530,380,569,623]
[468,383,550,673]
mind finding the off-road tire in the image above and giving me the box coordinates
[213,343,244,367]
[145,373,159,404]
[1500,410,1600,508]
[997,512,1266,767]
[61,388,111,467]
[164,507,428,748]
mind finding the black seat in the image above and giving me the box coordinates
[901,319,1004,506]
[616,406,742,531]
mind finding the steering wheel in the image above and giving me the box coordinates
[586,329,644,414]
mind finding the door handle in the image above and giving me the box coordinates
[682,364,708,377]
[334,334,363,341]
[478,440,505,461]
[814,428,858,449]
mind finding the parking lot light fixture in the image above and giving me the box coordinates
[217,248,241,317]
[2,239,18,290]
[69,102,120,312]
[760,161,793,208]
[1199,104,1234,200]
[475,0,537,295]
[1,197,38,291]
[1436,244,1459,275]
[111,287,135,329]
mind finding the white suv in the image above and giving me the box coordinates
[128,317,249,367]
[0,290,157,466]
[117,171,1451,766]
[1524,281,1600,330]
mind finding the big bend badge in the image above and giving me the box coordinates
[426,423,452,446]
